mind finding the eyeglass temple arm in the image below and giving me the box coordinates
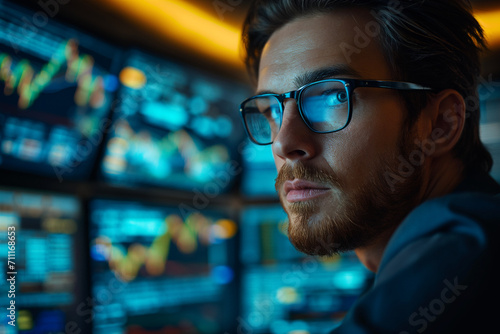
[355,80,433,91]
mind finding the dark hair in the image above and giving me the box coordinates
[242,0,493,174]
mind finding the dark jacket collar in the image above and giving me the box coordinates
[453,171,500,195]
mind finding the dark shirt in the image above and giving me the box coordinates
[332,172,500,334]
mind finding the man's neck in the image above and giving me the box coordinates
[354,228,396,273]
[355,155,465,273]
[421,156,465,201]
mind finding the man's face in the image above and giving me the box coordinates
[257,10,424,255]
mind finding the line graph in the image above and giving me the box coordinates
[103,119,230,183]
[0,39,106,109]
[93,212,236,281]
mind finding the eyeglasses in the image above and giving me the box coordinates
[240,78,433,145]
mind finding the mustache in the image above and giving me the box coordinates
[275,162,342,192]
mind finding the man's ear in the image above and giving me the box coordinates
[424,89,466,157]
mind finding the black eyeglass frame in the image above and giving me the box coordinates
[240,78,434,145]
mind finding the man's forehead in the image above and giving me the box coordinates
[256,9,391,93]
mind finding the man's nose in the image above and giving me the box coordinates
[272,99,318,162]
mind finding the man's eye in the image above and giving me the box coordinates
[323,90,348,105]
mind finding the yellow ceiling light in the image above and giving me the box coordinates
[99,0,243,68]
[96,1,500,69]
[475,8,500,49]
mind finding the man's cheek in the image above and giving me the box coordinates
[273,156,285,171]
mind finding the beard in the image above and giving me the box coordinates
[275,131,423,256]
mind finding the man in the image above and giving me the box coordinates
[239,0,500,333]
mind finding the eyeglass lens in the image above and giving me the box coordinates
[243,80,350,144]
[243,96,282,144]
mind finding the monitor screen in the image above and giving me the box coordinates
[0,188,87,333]
[99,50,249,192]
[479,81,500,182]
[240,206,372,334]
[89,199,238,333]
[0,1,121,181]
[240,142,278,198]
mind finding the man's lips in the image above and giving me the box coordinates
[283,179,331,203]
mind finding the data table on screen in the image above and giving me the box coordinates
[0,188,86,333]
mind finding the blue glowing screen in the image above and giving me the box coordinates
[89,199,238,333]
[0,1,121,180]
[240,206,373,334]
[0,188,84,333]
[100,50,249,191]
[479,83,500,183]
[240,141,278,198]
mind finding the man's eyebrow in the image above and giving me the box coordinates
[255,65,361,95]
[293,65,362,88]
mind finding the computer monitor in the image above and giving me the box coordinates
[0,1,122,181]
[0,187,88,333]
[479,81,500,182]
[240,206,372,334]
[89,199,238,333]
[99,50,249,192]
[240,142,278,198]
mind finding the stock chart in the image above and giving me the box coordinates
[0,2,121,180]
[89,199,238,334]
[100,50,249,192]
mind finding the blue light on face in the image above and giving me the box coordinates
[211,265,234,285]
[302,96,329,123]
